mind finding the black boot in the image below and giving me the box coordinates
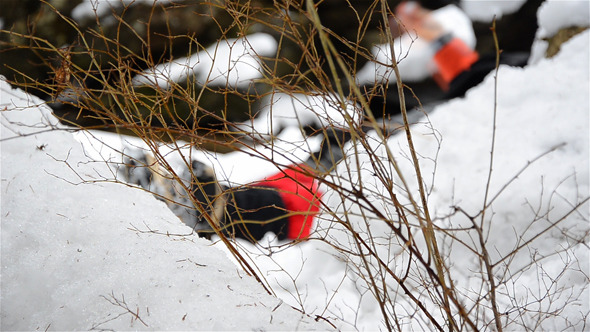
[182,160,226,237]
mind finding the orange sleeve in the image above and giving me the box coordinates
[433,38,479,89]
[257,165,322,240]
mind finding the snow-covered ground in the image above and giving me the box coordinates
[132,32,278,90]
[0,85,330,330]
[231,6,589,329]
[2,0,589,330]
[72,0,176,21]
[461,0,527,22]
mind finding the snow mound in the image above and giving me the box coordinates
[230,28,589,332]
[72,0,175,21]
[377,29,590,330]
[529,0,590,64]
[0,79,329,330]
[460,0,526,22]
[132,33,278,89]
[235,91,361,137]
[536,0,590,39]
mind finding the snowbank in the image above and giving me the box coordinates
[0,80,329,330]
[231,23,590,332]
[234,92,361,137]
[535,0,590,39]
[72,0,175,21]
[132,32,277,89]
[461,0,526,22]
[529,0,590,63]
[334,27,589,331]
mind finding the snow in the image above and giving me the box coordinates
[529,0,590,64]
[460,0,526,22]
[380,30,589,329]
[221,5,590,330]
[72,0,175,21]
[239,28,589,330]
[234,92,361,138]
[535,0,590,39]
[0,81,330,330]
[2,1,590,330]
[132,33,278,89]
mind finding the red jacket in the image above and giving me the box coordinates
[433,37,479,90]
[256,164,322,240]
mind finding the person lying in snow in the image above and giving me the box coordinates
[392,0,480,94]
[123,2,525,244]
[122,130,348,243]
[371,1,529,115]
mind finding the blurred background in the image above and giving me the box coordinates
[0,0,544,133]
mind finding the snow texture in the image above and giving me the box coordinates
[72,0,175,21]
[460,0,526,22]
[529,0,590,64]
[382,29,589,330]
[536,0,590,39]
[132,33,278,89]
[233,27,589,331]
[0,80,330,330]
[234,92,361,137]
[217,9,590,330]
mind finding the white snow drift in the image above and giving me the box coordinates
[0,80,330,331]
